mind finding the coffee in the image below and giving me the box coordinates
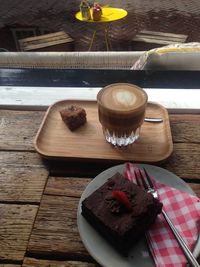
[97,83,148,146]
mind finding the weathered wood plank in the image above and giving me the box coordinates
[45,177,200,198]
[0,151,48,203]
[169,114,200,143]
[190,184,200,198]
[132,30,187,44]
[0,151,45,168]
[163,143,200,179]
[27,195,88,257]
[19,31,74,52]
[44,177,91,197]
[0,265,21,267]
[23,258,99,267]
[28,177,200,263]
[0,110,199,152]
[0,110,44,150]
[0,204,38,261]
[48,142,200,179]
[0,165,48,202]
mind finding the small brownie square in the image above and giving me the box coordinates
[60,105,87,131]
[81,172,162,256]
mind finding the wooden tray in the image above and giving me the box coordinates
[34,100,173,163]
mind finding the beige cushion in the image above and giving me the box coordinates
[132,43,200,70]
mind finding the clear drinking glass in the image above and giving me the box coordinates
[97,83,148,147]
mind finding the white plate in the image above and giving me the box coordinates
[77,164,200,267]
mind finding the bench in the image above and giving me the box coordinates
[18,31,74,52]
[132,30,188,50]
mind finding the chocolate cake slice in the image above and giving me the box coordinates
[60,105,86,131]
[81,172,162,256]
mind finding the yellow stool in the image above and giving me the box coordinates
[75,7,127,51]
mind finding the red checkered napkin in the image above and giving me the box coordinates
[124,163,200,267]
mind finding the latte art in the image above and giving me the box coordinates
[99,83,146,112]
[113,90,137,108]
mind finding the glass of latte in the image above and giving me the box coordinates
[97,83,148,147]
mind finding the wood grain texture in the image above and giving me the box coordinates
[0,151,48,202]
[0,151,45,168]
[169,114,200,143]
[23,258,99,267]
[0,204,38,261]
[163,143,200,179]
[48,141,200,179]
[19,31,74,52]
[0,165,48,202]
[27,195,88,257]
[35,100,173,163]
[0,265,21,267]
[190,184,200,198]
[0,108,199,265]
[132,30,187,44]
[0,109,198,155]
[28,177,200,259]
[0,110,44,150]
[44,177,91,197]
[45,176,200,198]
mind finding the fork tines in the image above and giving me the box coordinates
[143,168,154,188]
[138,169,149,189]
[135,168,154,190]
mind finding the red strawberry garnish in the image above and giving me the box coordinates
[112,190,131,210]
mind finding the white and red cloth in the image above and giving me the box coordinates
[124,162,200,267]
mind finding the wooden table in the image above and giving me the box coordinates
[0,106,199,266]
[0,69,200,267]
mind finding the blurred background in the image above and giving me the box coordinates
[0,0,200,51]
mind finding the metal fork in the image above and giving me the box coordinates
[135,168,200,267]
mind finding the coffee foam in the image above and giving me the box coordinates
[99,84,146,111]
[114,90,137,107]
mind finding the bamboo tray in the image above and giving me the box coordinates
[34,100,173,163]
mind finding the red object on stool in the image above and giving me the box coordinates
[92,3,102,21]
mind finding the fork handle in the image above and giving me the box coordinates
[162,210,200,267]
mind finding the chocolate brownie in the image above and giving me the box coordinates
[81,172,162,256]
[60,105,86,130]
